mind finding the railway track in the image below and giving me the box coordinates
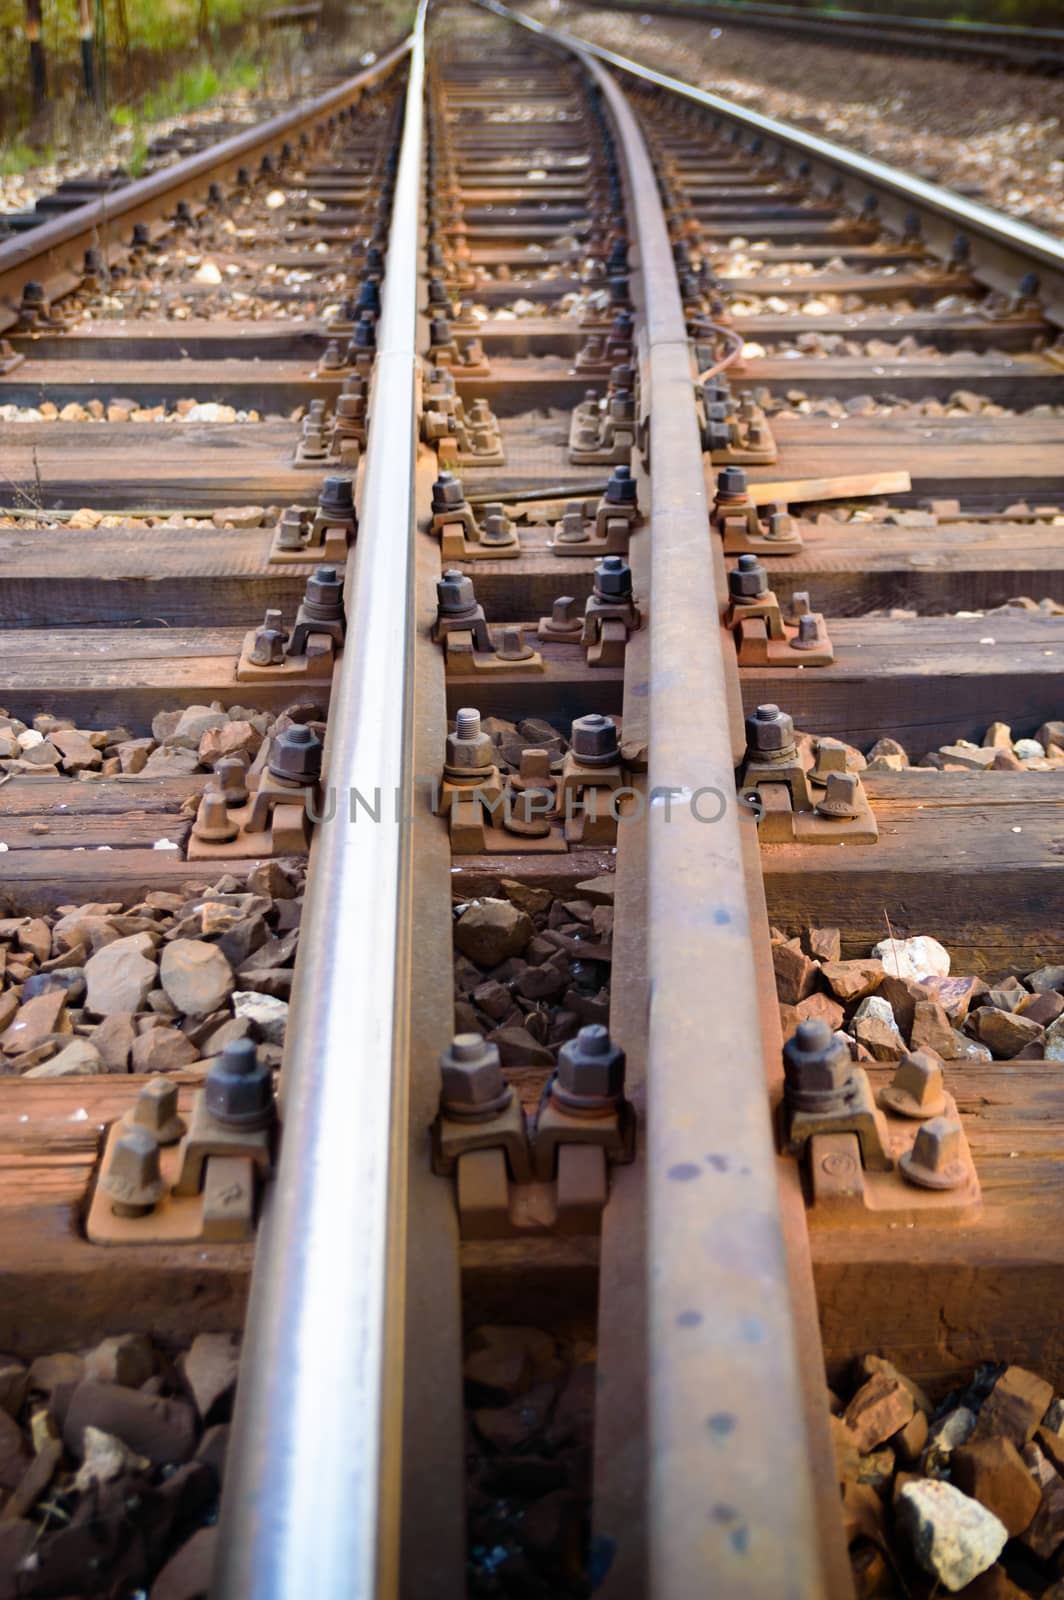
[582,0,1064,75]
[0,2,1063,1597]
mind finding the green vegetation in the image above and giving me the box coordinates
[0,138,48,175]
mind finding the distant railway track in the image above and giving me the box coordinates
[0,3,1063,1596]
[584,0,1064,74]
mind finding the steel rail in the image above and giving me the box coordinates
[508,15,1064,328]
[0,34,411,316]
[479,2,842,1592]
[581,0,1064,72]
[212,5,426,1597]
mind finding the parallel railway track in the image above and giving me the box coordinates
[0,3,1063,1596]
[582,0,1064,76]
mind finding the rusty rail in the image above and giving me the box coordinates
[0,35,411,326]
[505,11,1064,329]
[212,6,427,1596]
[473,2,846,1592]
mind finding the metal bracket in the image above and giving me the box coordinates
[87,1092,273,1246]
[728,589,833,666]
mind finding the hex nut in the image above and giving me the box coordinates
[268,724,323,784]
[439,1034,510,1115]
[729,554,768,600]
[556,1024,626,1103]
[205,1039,275,1132]
[594,555,633,599]
[745,703,795,757]
[445,709,494,772]
[102,1125,165,1214]
[304,565,344,617]
[319,476,354,515]
[716,465,748,498]
[432,471,465,511]
[437,569,477,615]
[570,712,619,767]
[605,465,637,506]
[783,1020,854,1110]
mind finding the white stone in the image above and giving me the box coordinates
[852,995,897,1027]
[1039,1016,1064,1065]
[1013,738,1045,759]
[873,935,951,983]
[232,991,288,1045]
[74,1426,151,1491]
[928,1406,977,1452]
[897,1480,1007,1592]
[193,259,223,285]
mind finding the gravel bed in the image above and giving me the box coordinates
[535,4,1064,237]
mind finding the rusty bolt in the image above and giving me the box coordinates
[215,757,249,808]
[302,565,345,622]
[83,247,102,277]
[791,614,822,650]
[250,626,286,667]
[268,724,322,785]
[495,625,534,662]
[765,503,795,541]
[335,394,365,423]
[446,709,494,773]
[729,553,768,602]
[432,471,466,514]
[132,1077,186,1146]
[783,1019,855,1113]
[604,465,637,507]
[480,506,513,546]
[557,503,589,544]
[277,507,306,551]
[549,596,582,632]
[206,1039,275,1132]
[880,1051,946,1120]
[175,199,193,227]
[570,712,620,768]
[430,316,453,347]
[427,278,450,305]
[319,476,354,518]
[608,275,629,305]
[555,1024,626,1106]
[193,791,239,844]
[102,1125,165,1218]
[745,703,795,759]
[20,281,46,311]
[437,569,478,618]
[899,1116,967,1191]
[262,607,287,641]
[319,340,345,371]
[787,592,812,621]
[816,772,861,820]
[609,389,635,421]
[812,738,848,782]
[131,222,151,248]
[595,554,633,600]
[439,1034,511,1119]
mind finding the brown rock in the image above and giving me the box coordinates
[0,990,68,1056]
[90,1012,136,1071]
[852,1016,905,1063]
[986,976,1028,1012]
[796,991,845,1032]
[960,1567,1033,1600]
[953,1436,1041,1536]
[0,1362,28,1418]
[27,1351,84,1394]
[843,1372,915,1453]
[910,999,957,1058]
[975,1366,1055,1447]
[179,1332,241,1421]
[922,974,982,1024]
[198,720,262,765]
[84,1334,154,1389]
[131,1026,199,1073]
[49,728,101,774]
[160,939,234,1016]
[773,938,819,1004]
[472,980,513,1022]
[779,1003,799,1038]
[1019,990,1064,1027]
[821,959,884,1003]
[454,900,533,967]
[149,1525,218,1600]
[463,1344,533,1400]
[473,1383,555,1451]
[0,1408,29,1490]
[1020,1441,1064,1561]
[807,927,841,963]
[968,1006,1044,1059]
[84,933,158,1016]
[3,1436,61,1521]
[891,1408,929,1466]
[17,918,51,964]
[62,1380,197,1465]
[1027,965,1064,994]
[487,1027,554,1067]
